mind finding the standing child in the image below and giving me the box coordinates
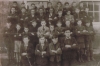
[62,29,78,66]
[35,36,49,66]
[75,20,86,62]
[13,23,22,65]
[3,22,14,64]
[85,20,95,61]
[55,20,64,44]
[49,35,62,66]
[21,36,35,66]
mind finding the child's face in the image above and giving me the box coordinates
[86,23,90,27]
[57,3,61,7]
[72,2,76,6]
[57,22,62,27]
[21,8,26,13]
[65,4,69,8]
[23,38,29,43]
[65,21,70,26]
[11,8,16,13]
[31,10,35,14]
[52,38,58,44]
[65,30,71,37]
[21,4,25,7]
[48,3,52,7]
[41,21,46,26]
[39,37,45,44]
[24,28,28,32]
[6,23,11,27]
[67,11,71,15]
[39,9,43,13]
[31,4,35,8]
[75,9,80,13]
[32,22,37,27]
[80,3,83,7]
[58,11,62,15]
[16,25,21,29]
[50,25,54,31]
[50,9,53,13]
[77,21,82,25]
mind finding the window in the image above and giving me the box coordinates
[82,1,100,22]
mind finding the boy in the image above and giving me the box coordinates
[35,36,49,66]
[29,9,37,25]
[70,2,77,15]
[64,20,74,37]
[37,20,49,38]
[3,22,14,64]
[29,20,38,47]
[55,2,63,14]
[49,35,62,66]
[83,7,93,26]
[13,23,22,65]
[62,29,78,66]
[37,8,46,27]
[73,8,83,26]
[75,20,86,62]
[19,7,28,27]
[22,26,31,38]
[48,25,58,43]
[62,2,71,16]
[54,10,64,27]
[47,8,55,26]
[55,21,64,44]
[21,36,35,66]
[65,10,74,25]
[8,7,18,27]
[85,20,95,61]
[45,2,53,14]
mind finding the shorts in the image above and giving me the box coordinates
[14,41,21,52]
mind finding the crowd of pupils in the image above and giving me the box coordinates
[4,1,95,66]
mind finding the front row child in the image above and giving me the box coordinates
[35,36,49,66]
[62,29,78,66]
[49,35,62,66]
[21,36,35,66]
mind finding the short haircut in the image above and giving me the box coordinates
[64,2,69,5]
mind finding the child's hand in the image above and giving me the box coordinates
[78,31,80,33]
[22,53,27,56]
[25,17,28,20]
[14,35,16,37]
[20,18,23,20]
[19,34,21,36]
[72,44,76,46]
[54,17,57,19]
[31,33,34,35]
[83,30,86,32]
[37,50,40,52]
[65,45,71,48]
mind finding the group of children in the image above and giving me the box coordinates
[3,1,95,66]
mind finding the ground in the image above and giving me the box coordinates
[1,47,100,66]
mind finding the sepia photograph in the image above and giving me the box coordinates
[0,0,100,66]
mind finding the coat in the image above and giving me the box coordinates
[49,42,62,62]
[75,25,85,43]
[61,37,78,59]
[35,44,49,65]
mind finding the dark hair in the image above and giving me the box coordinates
[31,3,35,6]
[64,2,69,5]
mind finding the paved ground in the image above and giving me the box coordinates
[1,47,100,66]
